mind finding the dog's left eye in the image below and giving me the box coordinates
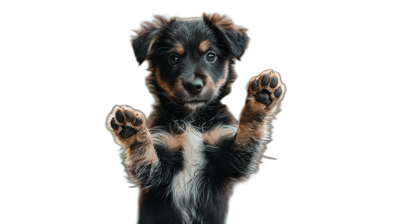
[169,54,179,65]
[206,52,217,62]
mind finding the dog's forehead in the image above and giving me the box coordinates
[166,18,214,53]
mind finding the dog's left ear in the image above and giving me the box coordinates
[131,16,169,65]
[203,13,249,60]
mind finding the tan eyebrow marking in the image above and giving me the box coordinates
[199,40,210,52]
[174,43,185,54]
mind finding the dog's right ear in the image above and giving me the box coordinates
[131,16,169,65]
[203,13,249,60]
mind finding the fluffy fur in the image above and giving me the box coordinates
[106,13,286,224]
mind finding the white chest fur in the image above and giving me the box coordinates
[171,125,205,223]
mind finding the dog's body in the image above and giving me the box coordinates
[107,14,285,224]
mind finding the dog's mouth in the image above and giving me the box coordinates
[185,99,207,104]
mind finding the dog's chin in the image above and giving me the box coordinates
[183,100,207,112]
[176,90,217,113]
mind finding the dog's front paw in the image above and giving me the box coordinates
[246,70,285,116]
[107,105,148,147]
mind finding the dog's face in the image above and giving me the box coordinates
[132,14,248,111]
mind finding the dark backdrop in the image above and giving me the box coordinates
[65,1,335,224]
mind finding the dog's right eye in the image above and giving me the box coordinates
[169,55,179,65]
[206,52,217,62]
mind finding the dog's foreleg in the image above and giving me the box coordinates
[107,105,173,188]
[229,70,286,177]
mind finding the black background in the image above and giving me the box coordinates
[64,1,337,224]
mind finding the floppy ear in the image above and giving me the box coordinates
[203,13,249,60]
[131,16,169,65]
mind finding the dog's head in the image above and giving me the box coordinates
[132,14,249,111]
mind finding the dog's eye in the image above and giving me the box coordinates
[169,55,179,65]
[206,52,217,62]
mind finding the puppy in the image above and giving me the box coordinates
[107,13,285,224]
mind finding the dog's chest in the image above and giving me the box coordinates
[171,126,205,221]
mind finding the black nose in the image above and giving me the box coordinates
[184,79,203,95]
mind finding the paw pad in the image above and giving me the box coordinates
[120,126,138,138]
[134,117,143,126]
[111,118,119,130]
[270,76,278,88]
[251,80,259,91]
[124,111,133,122]
[261,75,270,86]
[248,70,285,107]
[254,115,264,122]
[108,106,145,139]
[254,90,271,105]
[116,111,124,123]
[274,87,282,98]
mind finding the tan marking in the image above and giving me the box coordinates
[203,74,215,90]
[164,133,186,150]
[123,129,159,187]
[125,132,158,165]
[173,78,184,91]
[174,43,185,54]
[199,40,210,52]
[203,126,236,146]
[234,98,266,146]
[152,131,186,151]
[155,66,175,97]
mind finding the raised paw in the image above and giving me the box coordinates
[247,69,285,111]
[107,105,148,146]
